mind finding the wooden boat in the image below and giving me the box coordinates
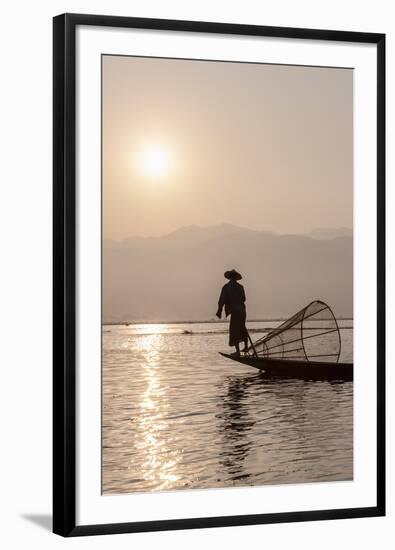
[220,300,353,381]
[220,353,353,381]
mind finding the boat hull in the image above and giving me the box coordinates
[220,353,353,381]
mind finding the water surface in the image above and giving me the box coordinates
[102,321,353,494]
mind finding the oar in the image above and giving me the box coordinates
[246,328,258,357]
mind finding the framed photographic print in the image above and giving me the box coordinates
[53,13,385,537]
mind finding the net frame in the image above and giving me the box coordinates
[247,300,341,363]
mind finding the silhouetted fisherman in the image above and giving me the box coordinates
[216,269,248,356]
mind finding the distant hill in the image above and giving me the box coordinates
[103,224,353,322]
[307,227,353,240]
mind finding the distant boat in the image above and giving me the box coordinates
[221,300,353,381]
[183,329,193,335]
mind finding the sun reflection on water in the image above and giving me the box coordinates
[135,333,182,490]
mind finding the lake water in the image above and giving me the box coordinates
[102,320,353,494]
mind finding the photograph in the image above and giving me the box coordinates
[101,54,354,495]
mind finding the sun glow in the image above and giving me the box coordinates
[139,145,170,179]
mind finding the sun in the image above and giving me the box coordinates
[139,145,170,179]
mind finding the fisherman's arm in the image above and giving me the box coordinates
[216,286,226,319]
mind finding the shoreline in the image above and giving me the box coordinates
[103,318,354,327]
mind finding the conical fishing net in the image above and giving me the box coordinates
[248,300,341,363]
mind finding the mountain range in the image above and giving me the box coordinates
[103,224,353,323]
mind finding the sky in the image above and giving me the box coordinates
[102,55,353,241]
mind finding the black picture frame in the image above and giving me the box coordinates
[53,13,386,537]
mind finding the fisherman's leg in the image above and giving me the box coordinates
[242,338,248,353]
[234,342,241,356]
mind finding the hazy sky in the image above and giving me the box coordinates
[102,55,353,240]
